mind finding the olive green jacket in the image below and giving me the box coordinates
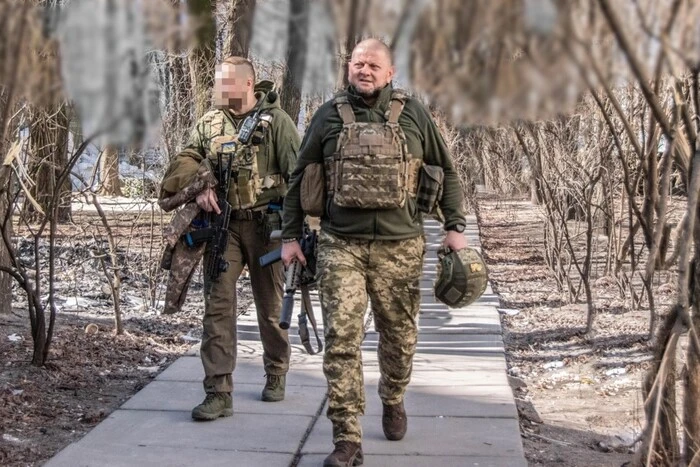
[161,85,301,209]
[282,84,466,240]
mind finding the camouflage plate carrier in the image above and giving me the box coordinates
[325,90,421,210]
[203,110,276,210]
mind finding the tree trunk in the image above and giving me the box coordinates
[639,311,681,466]
[223,0,255,58]
[0,97,12,315]
[99,144,122,196]
[187,0,217,120]
[54,105,71,222]
[281,0,309,125]
[22,27,71,222]
[330,0,363,91]
[0,2,29,315]
[24,104,71,222]
[686,310,700,464]
[687,183,700,464]
[165,55,192,158]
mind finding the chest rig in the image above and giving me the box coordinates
[204,110,273,210]
[326,90,420,210]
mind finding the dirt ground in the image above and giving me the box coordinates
[477,196,661,467]
[0,196,661,466]
[0,212,255,466]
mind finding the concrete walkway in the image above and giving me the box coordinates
[47,217,526,467]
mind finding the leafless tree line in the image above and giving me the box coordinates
[6,0,700,462]
[411,0,700,463]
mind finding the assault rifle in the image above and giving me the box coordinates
[182,150,234,298]
[259,226,322,354]
[182,101,271,298]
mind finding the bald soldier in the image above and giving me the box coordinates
[160,56,300,420]
[280,39,468,466]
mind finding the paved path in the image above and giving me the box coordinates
[47,217,526,467]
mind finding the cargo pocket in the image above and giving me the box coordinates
[262,211,281,244]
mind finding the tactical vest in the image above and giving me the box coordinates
[326,90,421,210]
[203,110,281,210]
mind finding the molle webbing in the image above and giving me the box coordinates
[326,91,419,207]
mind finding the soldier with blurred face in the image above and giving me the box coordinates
[280,39,468,466]
[160,56,300,420]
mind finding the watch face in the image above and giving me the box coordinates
[454,224,465,233]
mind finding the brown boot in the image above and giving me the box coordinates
[382,401,407,441]
[323,441,363,466]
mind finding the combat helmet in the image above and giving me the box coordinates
[434,247,488,308]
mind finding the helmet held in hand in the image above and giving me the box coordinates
[434,247,488,308]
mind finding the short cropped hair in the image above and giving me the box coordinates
[353,38,394,65]
[220,56,256,82]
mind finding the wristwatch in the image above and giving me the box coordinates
[446,224,466,233]
[282,238,299,244]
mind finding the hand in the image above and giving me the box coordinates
[443,230,467,251]
[196,188,221,214]
[281,241,306,267]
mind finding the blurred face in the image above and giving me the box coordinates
[348,45,395,97]
[214,63,253,109]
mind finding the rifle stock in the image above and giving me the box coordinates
[258,247,282,268]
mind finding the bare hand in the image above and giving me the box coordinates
[281,241,306,267]
[443,230,468,251]
[196,188,221,214]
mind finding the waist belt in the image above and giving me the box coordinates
[231,209,266,221]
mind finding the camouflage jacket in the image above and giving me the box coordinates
[161,81,301,210]
[282,83,466,240]
[159,166,214,315]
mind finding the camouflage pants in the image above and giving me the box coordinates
[317,231,425,444]
[201,217,290,394]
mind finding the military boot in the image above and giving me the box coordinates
[382,401,407,441]
[323,441,363,467]
[261,374,286,402]
[191,392,233,421]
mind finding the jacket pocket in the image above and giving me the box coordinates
[415,165,444,215]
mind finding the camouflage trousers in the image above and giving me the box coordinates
[317,231,425,444]
[201,217,290,394]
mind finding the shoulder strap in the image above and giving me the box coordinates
[298,285,323,355]
[387,89,408,124]
[333,95,356,124]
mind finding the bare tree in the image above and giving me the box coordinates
[187,0,217,120]
[223,0,255,58]
[14,11,71,223]
[24,104,72,222]
[160,2,193,159]
[280,0,308,124]
[327,0,370,90]
[0,0,31,314]
[99,144,123,196]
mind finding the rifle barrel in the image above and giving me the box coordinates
[279,294,295,330]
